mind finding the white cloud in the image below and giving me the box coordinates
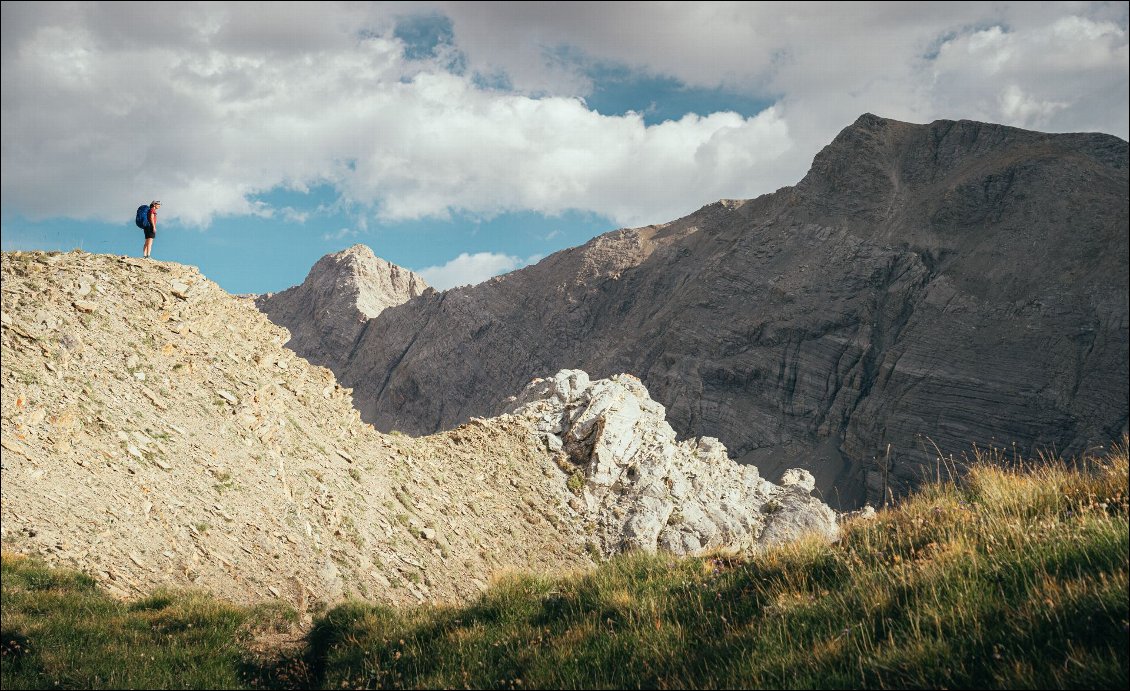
[998,84,1069,124]
[280,207,311,224]
[439,2,1128,182]
[341,81,793,226]
[1,2,1125,234]
[416,251,537,290]
[1,2,795,229]
[321,227,358,241]
[926,16,1128,132]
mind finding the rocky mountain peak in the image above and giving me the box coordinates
[336,242,377,261]
[795,113,1128,228]
[301,243,430,319]
[256,244,430,371]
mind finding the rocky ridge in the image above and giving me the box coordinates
[0,250,835,613]
[262,115,1129,507]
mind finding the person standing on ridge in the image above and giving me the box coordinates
[142,200,160,258]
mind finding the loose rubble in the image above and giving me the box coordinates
[1,251,590,615]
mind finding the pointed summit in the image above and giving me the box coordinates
[326,244,430,319]
[257,245,430,371]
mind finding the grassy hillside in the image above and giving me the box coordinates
[3,443,1127,689]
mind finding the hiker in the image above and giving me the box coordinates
[141,200,160,258]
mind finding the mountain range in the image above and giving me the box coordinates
[259,114,1129,508]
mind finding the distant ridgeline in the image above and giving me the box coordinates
[259,114,1130,508]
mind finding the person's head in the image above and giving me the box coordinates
[150,200,161,209]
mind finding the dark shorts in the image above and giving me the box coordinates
[144,227,156,239]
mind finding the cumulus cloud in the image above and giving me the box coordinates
[440,2,1128,182]
[0,2,794,229]
[926,16,1128,133]
[416,251,538,290]
[1,2,1125,233]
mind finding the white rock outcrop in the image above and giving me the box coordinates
[507,370,839,557]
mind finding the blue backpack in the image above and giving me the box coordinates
[135,205,150,229]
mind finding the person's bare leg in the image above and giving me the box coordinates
[143,238,153,258]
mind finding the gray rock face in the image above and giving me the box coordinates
[268,115,1130,507]
[505,370,838,556]
[256,244,430,372]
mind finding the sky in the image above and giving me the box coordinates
[2,2,1127,294]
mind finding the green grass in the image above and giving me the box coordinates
[3,442,1127,689]
[0,558,297,689]
[292,441,1130,690]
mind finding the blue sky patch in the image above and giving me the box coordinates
[1,202,618,296]
[394,12,466,74]
[563,50,776,124]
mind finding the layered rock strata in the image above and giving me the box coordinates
[267,115,1128,507]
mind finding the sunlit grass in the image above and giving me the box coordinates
[308,440,1129,690]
